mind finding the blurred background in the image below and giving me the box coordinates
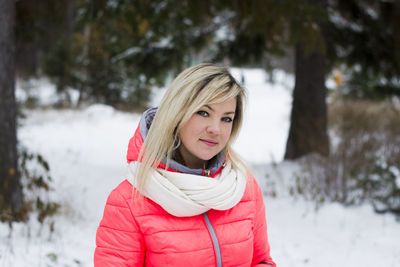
[1,0,400,266]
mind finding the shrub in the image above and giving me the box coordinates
[294,98,400,215]
[18,148,60,230]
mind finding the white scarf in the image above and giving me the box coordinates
[127,161,247,217]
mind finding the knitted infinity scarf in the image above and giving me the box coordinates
[127,161,247,217]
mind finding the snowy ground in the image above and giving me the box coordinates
[1,68,399,267]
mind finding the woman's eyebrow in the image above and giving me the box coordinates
[204,105,214,111]
[204,105,235,115]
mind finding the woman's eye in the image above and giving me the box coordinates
[197,110,209,117]
[222,117,233,123]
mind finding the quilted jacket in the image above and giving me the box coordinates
[94,109,276,267]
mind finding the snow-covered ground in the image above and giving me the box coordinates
[1,68,399,267]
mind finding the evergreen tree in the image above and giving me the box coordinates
[211,0,331,159]
[16,0,73,77]
[327,0,400,99]
[15,0,218,108]
[212,0,400,158]
[285,41,329,159]
[285,0,330,159]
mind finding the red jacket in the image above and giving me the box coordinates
[94,117,276,267]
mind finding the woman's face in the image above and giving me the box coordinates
[178,97,237,169]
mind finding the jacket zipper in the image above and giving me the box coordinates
[203,213,222,267]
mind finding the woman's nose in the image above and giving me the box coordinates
[206,120,221,135]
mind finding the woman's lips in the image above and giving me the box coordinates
[200,139,218,147]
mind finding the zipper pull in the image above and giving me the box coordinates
[205,169,211,177]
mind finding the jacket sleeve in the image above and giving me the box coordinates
[94,187,145,266]
[251,177,277,267]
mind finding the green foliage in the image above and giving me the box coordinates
[16,0,218,109]
[19,148,60,227]
[213,0,328,68]
[326,0,400,99]
[342,68,400,100]
[16,0,400,104]
[215,0,400,99]
[360,162,400,214]
[46,252,58,263]
[1,148,60,225]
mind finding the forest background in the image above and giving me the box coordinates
[1,0,400,256]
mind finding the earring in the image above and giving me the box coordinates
[172,136,181,150]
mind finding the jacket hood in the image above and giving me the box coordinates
[126,107,226,176]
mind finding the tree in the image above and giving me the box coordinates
[73,0,218,107]
[14,0,219,108]
[15,0,74,78]
[284,0,400,158]
[211,0,331,159]
[0,0,23,221]
[327,0,400,99]
[285,0,330,159]
[284,42,329,159]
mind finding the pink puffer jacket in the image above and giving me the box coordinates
[94,111,276,267]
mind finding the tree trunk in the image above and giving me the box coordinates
[284,41,329,159]
[15,0,39,77]
[0,0,23,221]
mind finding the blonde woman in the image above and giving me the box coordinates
[94,63,276,267]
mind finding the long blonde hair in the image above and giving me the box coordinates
[135,63,248,191]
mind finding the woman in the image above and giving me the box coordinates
[94,63,276,267]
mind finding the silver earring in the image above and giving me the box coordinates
[172,136,181,150]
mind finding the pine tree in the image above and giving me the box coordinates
[285,0,330,159]
[327,0,400,99]
[211,0,331,159]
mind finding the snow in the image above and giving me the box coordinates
[111,47,142,63]
[1,68,399,267]
[16,78,80,107]
[230,68,293,163]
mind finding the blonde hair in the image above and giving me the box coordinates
[136,63,248,191]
